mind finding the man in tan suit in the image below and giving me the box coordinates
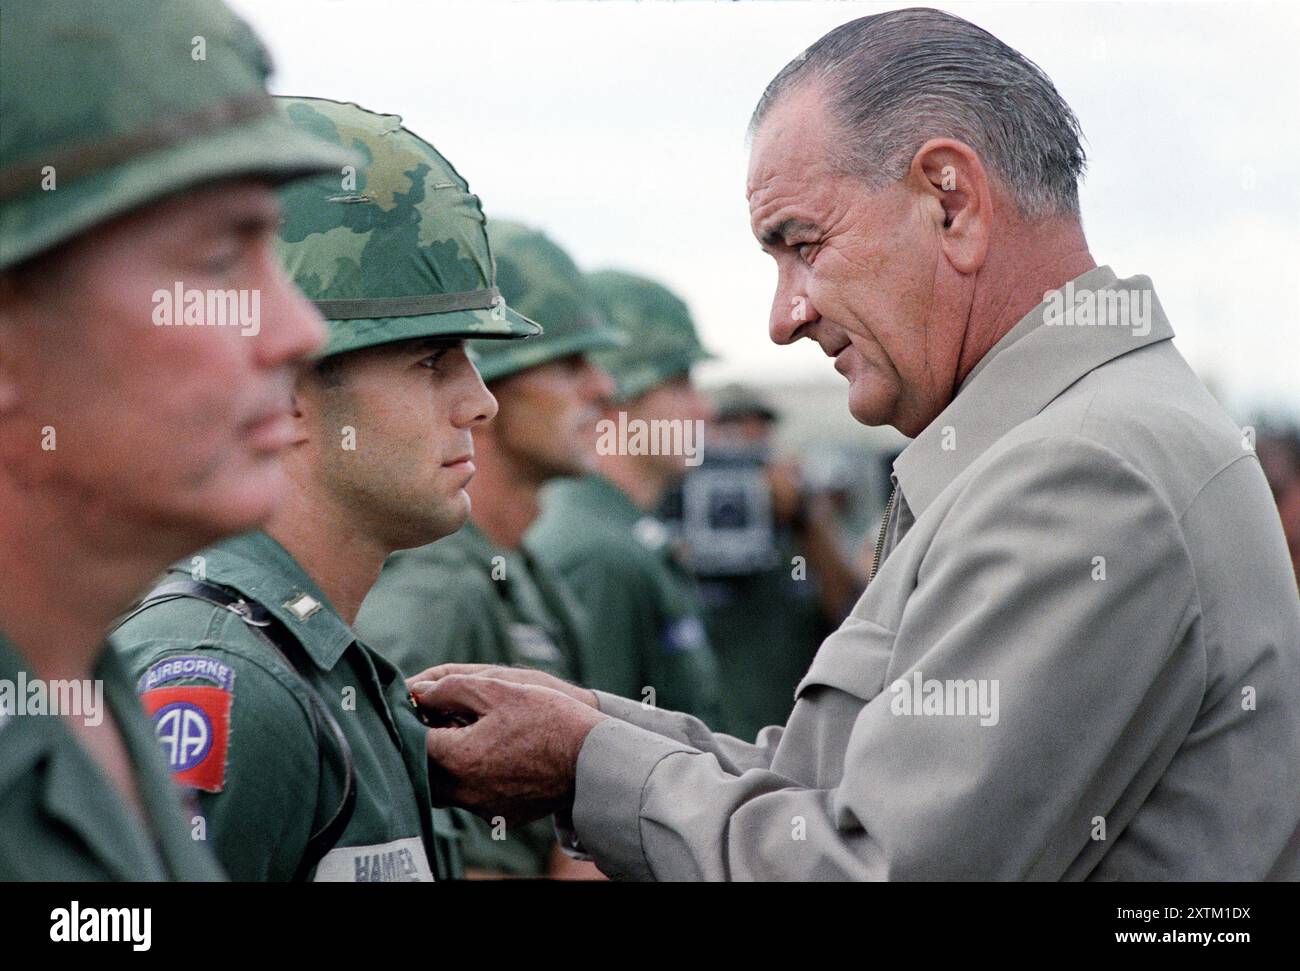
[409,8,1300,879]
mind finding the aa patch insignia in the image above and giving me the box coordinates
[140,684,233,793]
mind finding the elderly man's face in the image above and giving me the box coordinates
[0,180,324,543]
[748,84,971,437]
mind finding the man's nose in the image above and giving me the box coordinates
[687,385,716,424]
[769,269,818,346]
[451,348,498,428]
[578,358,616,403]
[257,260,328,368]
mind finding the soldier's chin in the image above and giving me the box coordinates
[549,448,593,479]
[151,459,287,552]
[223,458,287,521]
[381,502,460,552]
[426,489,472,542]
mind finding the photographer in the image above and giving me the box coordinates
[685,385,864,740]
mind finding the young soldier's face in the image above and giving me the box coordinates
[489,354,613,481]
[0,180,325,547]
[303,339,497,549]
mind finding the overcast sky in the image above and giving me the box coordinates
[230,0,1300,422]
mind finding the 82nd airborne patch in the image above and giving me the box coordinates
[137,655,234,793]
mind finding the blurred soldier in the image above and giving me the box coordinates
[690,384,863,741]
[0,0,348,880]
[358,221,620,879]
[111,98,539,881]
[528,270,723,727]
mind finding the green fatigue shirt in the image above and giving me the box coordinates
[357,520,588,876]
[697,528,830,741]
[110,531,464,882]
[528,474,724,728]
[0,631,225,880]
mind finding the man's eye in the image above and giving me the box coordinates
[421,349,451,369]
[196,246,240,275]
[796,242,818,264]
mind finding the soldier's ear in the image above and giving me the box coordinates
[285,370,322,446]
[908,138,991,275]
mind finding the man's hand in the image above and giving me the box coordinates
[406,662,598,709]
[411,674,608,827]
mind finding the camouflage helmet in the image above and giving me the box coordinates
[0,0,353,271]
[275,98,540,358]
[712,383,778,423]
[585,269,715,402]
[471,221,625,383]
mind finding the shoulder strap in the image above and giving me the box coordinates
[113,578,357,883]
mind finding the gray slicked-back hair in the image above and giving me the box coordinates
[750,7,1087,220]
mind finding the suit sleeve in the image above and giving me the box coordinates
[593,690,784,775]
[570,436,1206,880]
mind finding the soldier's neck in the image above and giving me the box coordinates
[0,479,204,682]
[264,487,386,628]
[597,454,672,512]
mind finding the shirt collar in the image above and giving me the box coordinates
[892,265,1176,521]
[173,531,355,671]
[0,631,202,878]
[450,520,504,569]
[569,474,646,528]
[0,632,35,782]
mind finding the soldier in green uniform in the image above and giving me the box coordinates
[527,270,725,728]
[111,98,540,881]
[692,385,863,741]
[357,221,621,879]
[0,0,349,880]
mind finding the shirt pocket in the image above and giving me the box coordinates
[794,616,898,703]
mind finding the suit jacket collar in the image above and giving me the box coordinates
[892,265,1176,520]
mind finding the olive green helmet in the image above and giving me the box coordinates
[713,383,778,423]
[585,269,715,402]
[471,221,625,383]
[275,98,541,359]
[0,0,354,271]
